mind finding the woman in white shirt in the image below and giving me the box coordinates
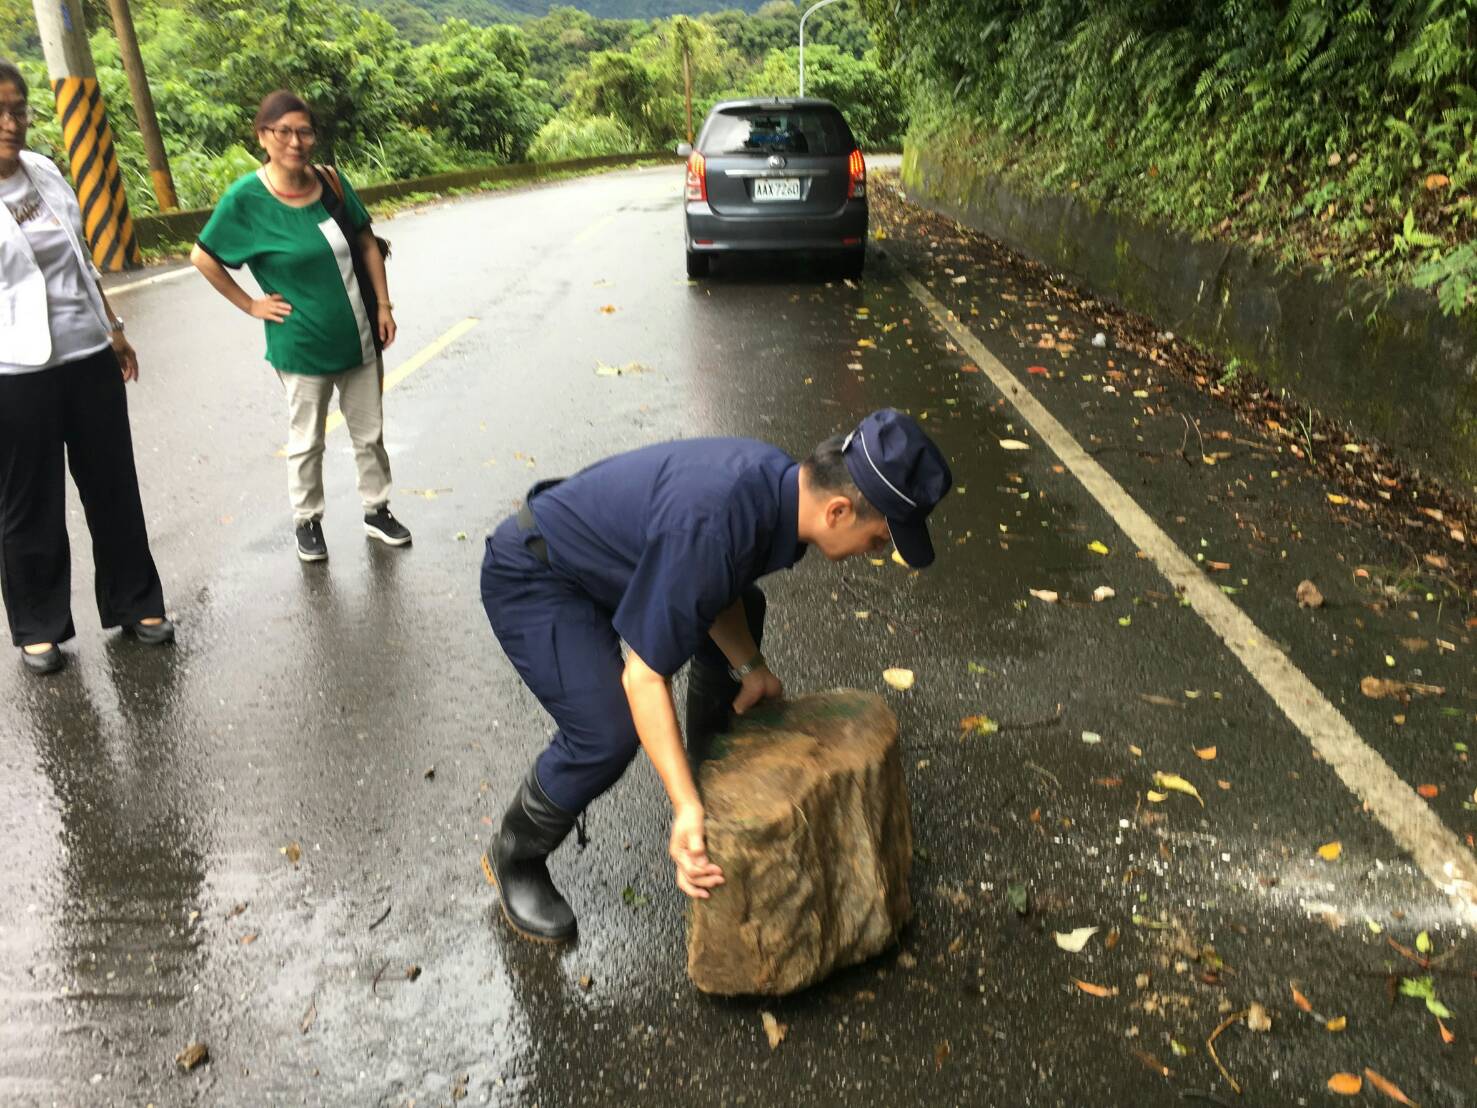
[0,61,171,675]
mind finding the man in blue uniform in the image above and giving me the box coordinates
[479,409,952,942]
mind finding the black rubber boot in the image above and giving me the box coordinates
[485,766,578,943]
[684,660,740,770]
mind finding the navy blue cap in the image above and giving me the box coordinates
[842,408,954,568]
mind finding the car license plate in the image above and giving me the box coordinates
[753,177,801,202]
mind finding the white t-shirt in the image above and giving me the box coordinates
[0,166,110,376]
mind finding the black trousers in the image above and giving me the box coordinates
[0,348,165,646]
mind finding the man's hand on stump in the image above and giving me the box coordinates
[732,666,783,715]
[670,803,725,899]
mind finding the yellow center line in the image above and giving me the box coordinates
[571,213,616,245]
[325,317,480,436]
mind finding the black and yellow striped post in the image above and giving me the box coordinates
[50,77,141,271]
[32,0,142,271]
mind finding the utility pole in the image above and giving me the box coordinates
[682,45,693,145]
[672,16,694,146]
[106,0,177,211]
[30,0,142,270]
[799,0,841,97]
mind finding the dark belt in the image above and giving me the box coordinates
[516,478,564,565]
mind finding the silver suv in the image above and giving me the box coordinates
[678,98,868,279]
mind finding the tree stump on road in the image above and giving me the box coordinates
[686,690,912,995]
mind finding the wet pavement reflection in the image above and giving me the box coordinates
[0,165,1470,1106]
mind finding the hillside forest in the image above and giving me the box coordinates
[863,0,1477,318]
[0,0,899,214]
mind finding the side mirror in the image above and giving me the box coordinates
[676,142,693,158]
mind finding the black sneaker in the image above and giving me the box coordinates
[296,519,328,562]
[364,506,411,547]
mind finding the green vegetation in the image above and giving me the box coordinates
[864,0,1477,317]
[2,0,898,216]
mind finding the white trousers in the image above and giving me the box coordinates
[277,356,391,523]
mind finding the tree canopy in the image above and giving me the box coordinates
[3,0,898,213]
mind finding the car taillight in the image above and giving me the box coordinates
[847,148,866,199]
[686,152,707,202]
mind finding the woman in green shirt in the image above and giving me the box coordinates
[191,90,410,563]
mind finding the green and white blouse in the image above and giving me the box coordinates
[198,169,375,375]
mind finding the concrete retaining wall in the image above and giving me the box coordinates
[132,151,675,251]
[901,144,1477,488]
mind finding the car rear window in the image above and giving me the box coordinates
[701,108,851,156]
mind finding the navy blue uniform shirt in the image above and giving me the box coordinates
[529,439,807,676]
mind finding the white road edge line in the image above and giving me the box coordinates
[106,265,195,297]
[897,265,1477,924]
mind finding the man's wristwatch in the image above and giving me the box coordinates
[728,651,766,682]
[109,316,125,333]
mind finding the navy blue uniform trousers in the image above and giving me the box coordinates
[480,513,765,814]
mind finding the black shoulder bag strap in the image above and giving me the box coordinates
[313,165,383,353]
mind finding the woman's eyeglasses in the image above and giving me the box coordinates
[0,105,33,126]
[265,125,316,144]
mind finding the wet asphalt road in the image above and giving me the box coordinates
[1,162,1474,1107]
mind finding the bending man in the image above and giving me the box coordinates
[479,409,952,942]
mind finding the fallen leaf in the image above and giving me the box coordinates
[1416,784,1439,799]
[1072,979,1117,997]
[998,439,1030,451]
[594,360,652,377]
[1296,580,1325,608]
[1152,772,1204,806]
[1139,693,1180,708]
[1092,586,1116,602]
[1362,1068,1418,1105]
[1318,841,1343,861]
[1362,676,1445,699]
[1328,494,1349,506]
[1205,560,1231,572]
[760,1011,786,1049]
[959,714,999,736]
[599,304,617,314]
[1081,730,1102,744]
[1087,541,1111,555]
[1425,172,1450,190]
[1437,1018,1454,1044]
[1291,985,1314,1013]
[882,668,915,691]
[176,1042,209,1071]
[1327,1073,1362,1095]
[1246,1003,1272,1032]
[1006,882,1029,915]
[1054,926,1099,953]
[1146,790,1169,802]
[1423,553,1449,571]
[1415,930,1432,954]
[1325,1015,1347,1032]
[1027,365,1049,376]
[934,1040,950,1068]
[857,338,876,349]
[1029,588,1060,603]
[282,842,302,865]
[891,549,910,567]
[1194,746,1217,761]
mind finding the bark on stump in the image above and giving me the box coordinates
[686,690,912,995]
